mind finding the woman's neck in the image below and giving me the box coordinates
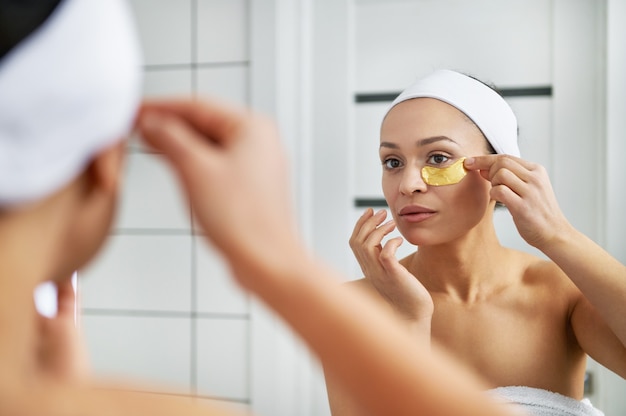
[406,223,514,303]
[0,220,47,384]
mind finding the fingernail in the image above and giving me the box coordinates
[464,157,475,166]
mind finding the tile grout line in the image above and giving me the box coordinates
[191,0,198,98]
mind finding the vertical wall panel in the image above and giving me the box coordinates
[354,0,552,91]
[552,0,604,240]
[599,0,626,413]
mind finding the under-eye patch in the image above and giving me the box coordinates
[421,157,467,186]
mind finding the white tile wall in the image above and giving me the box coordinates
[196,319,249,400]
[130,0,193,66]
[196,66,249,105]
[82,315,192,393]
[116,153,191,230]
[195,239,249,315]
[196,0,248,63]
[144,69,194,98]
[80,235,192,312]
[80,0,252,410]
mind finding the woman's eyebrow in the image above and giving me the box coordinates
[416,136,458,147]
[380,136,458,149]
[379,141,399,149]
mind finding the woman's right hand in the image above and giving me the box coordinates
[137,98,302,289]
[350,208,434,331]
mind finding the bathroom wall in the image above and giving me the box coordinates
[79,0,253,413]
[76,1,625,415]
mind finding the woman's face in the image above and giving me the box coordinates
[380,98,494,246]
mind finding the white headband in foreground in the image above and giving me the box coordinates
[387,70,520,157]
[0,0,142,207]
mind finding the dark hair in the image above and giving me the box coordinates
[0,0,62,60]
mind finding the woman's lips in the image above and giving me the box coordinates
[398,206,436,223]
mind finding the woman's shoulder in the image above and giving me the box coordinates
[506,248,577,291]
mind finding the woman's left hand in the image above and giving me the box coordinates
[464,155,572,250]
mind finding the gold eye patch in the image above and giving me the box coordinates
[421,157,467,186]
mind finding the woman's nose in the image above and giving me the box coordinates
[399,166,427,195]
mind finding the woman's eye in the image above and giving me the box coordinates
[428,154,449,165]
[383,158,402,169]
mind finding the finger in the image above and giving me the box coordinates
[138,112,216,179]
[490,167,528,197]
[464,155,501,183]
[463,154,497,171]
[465,154,536,175]
[352,209,387,245]
[468,156,539,192]
[350,208,374,242]
[490,184,523,209]
[139,98,248,146]
[363,220,397,250]
[379,237,403,271]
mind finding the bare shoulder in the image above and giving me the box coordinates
[509,248,580,298]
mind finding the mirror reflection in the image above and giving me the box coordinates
[21,1,618,416]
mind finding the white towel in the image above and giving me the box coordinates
[0,0,142,208]
[487,386,605,416]
[386,69,520,157]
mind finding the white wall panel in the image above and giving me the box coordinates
[354,0,552,91]
[353,103,388,197]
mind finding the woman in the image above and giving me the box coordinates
[0,2,529,415]
[326,70,626,416]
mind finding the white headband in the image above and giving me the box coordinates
[386,70,520,157]
[0,0,142,207]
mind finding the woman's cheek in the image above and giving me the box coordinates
[457,172,492,210]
